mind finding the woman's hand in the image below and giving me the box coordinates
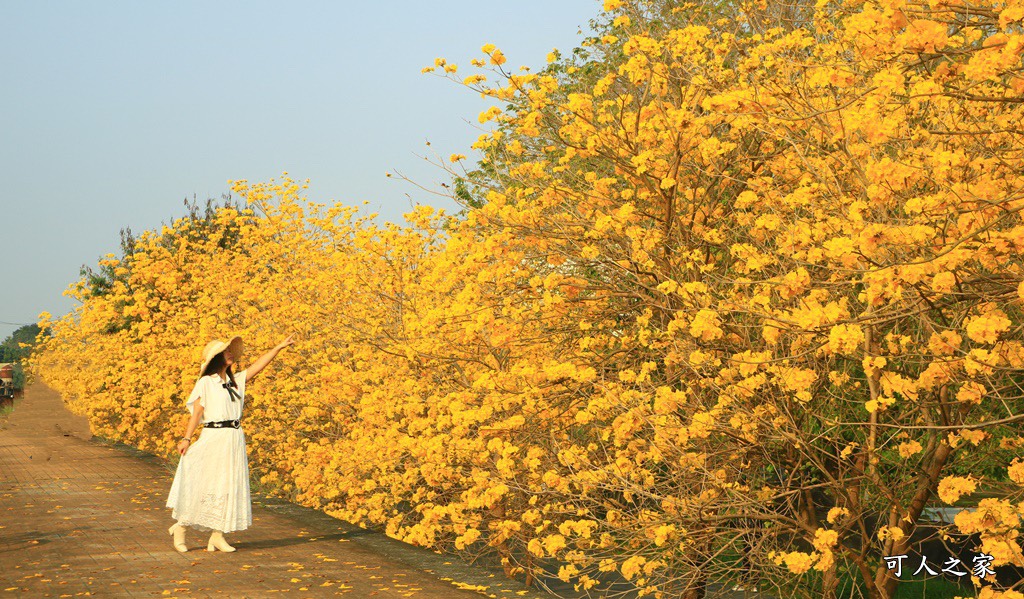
[177,439,191,456]
[275,336,295,351]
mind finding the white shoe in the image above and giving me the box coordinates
[207,530,236,552]
[168,523,187,552]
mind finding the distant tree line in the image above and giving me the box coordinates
[2,323,41,389]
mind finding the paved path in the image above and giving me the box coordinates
[0,382,548,599]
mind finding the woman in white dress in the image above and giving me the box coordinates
[166,334,294,552]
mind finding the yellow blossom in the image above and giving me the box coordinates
[897,440,922,458]
[688,309,723,341]
[938,476,977,504]
[620,555,646,580]
[966,309,1012,344]
[1009,459,1024,485]
[773,551,817,574]
[827,323,864,356]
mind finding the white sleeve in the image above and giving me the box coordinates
[235,369,246,400]
[185,377,206,415]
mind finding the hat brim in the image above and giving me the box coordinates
[225,336,243,359]
[198,336,244,376]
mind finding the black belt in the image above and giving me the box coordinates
[204,419,241,429]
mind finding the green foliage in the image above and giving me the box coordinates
[76,194,249,335]
[1,324,40,390]
[79,195,246,302]
[1,324,41,358]
[77,225,137,301]
[173,194,249,250]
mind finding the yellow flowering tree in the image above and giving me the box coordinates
[32,0,1024,598]
[424,0,1024,596]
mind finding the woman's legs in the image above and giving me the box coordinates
[168,522,188,552]
[207,530,236,552]
[169,524,239,553]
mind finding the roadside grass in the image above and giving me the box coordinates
[892,577,968,598]
[833,572,969,598]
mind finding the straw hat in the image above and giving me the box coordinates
[198,336,243,376]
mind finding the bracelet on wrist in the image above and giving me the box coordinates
[181,437,191,443]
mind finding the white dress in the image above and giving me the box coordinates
[166,370,252,533]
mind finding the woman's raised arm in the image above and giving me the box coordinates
[242,336,294,381]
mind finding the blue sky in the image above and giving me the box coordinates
[0,1,599,340]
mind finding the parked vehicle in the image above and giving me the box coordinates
[0,363,14,399]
